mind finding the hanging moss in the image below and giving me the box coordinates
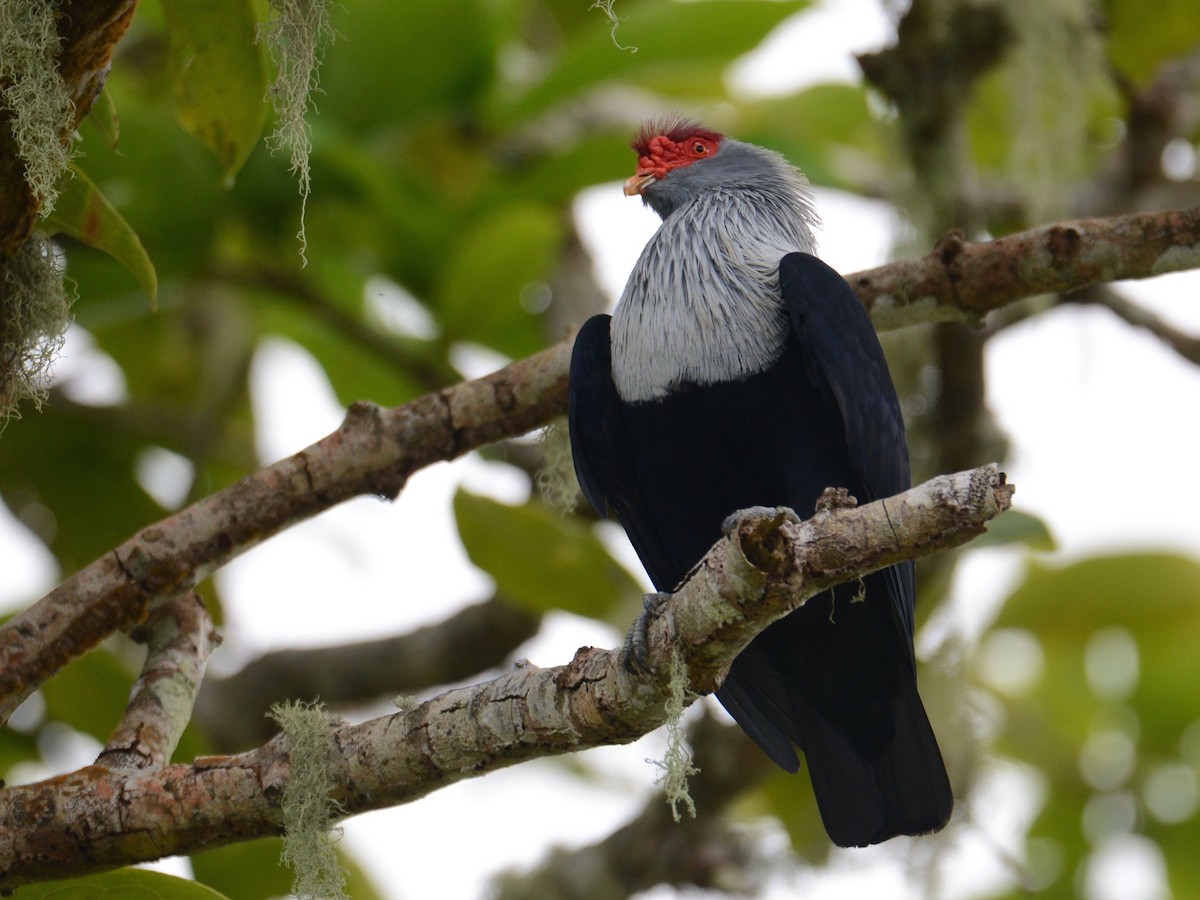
[0,233,73,430]
[257,0,335,265]
[591,1,637,53]
[0,0,75,214]
[648,646,699,822]
[534,417,580,514]
[269,699,348,900]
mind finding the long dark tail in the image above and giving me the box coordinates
[716,573,952,847]
[793,673,952,847]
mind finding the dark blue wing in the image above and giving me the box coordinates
[778,252,917,647]
[567,315,619,519]
[568,314,680,590]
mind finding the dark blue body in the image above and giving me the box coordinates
[569,253,952,846]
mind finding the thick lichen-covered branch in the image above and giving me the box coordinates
[193,597,540,751]
[0,207,1193,724]
[0,340,572,723]
[853,208,1200,329]
[0,466,1011,889]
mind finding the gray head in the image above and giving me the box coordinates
[624,119,811,220]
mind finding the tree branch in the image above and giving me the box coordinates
[1067,283,1200,366]
[193,597,541,751]
[96,592,217,771]
[0,466,1012,888]
[0,208,1190,723]
[851,208,1200,328]
[0,341,571,723]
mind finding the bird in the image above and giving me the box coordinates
[567,119,953,847]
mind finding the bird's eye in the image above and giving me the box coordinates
[693,142,708,155]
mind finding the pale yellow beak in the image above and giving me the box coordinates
[623,173,656,196]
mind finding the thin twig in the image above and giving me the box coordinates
[1068,283,1200,366]
[96,592,217,771]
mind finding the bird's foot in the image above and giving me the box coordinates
[814,487,857,513]
[721,505,801,536]
[622,591,672,675]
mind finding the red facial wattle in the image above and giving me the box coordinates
[623,125,723,196]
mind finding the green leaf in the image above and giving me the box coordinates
[970,509,1056,552]
[499,0,803,123]
[1105,0,1200,84]
[161,0,267,178]
[0,726,39,782]
[45,164,158,305]
[319,0,498,133]
[454,489,645,619]
[190,839,291,900]
[192,838,385,900]
[0,402,167,572]
[41,647,134,743]
[85,86,120,149]
[16,867,231,899]
[999,552,1200,636]
[436,201,565,359]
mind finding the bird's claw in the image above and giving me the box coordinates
[622,591,671,674]
[721,505,801,535]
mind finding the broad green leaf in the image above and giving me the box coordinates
[499,0,804,123]
[0,726,39,781]
[999,552,1200,636]
[969,509,1056,552]
[60,100,223,284]
[436,201,565,359]
[44,164,157,304]
[319,0,498,133]
[190,839,291,900]
[161,0,267,178]
[507,131,633,206]
[454,489,645,619]
[85,86,120,149]
[41,647,133,743]
[16,867,230,898]
[192,838,384,900]
[1105,0,1200,84]
[0,401,165,572]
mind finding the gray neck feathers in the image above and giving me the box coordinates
[610,143,819,403]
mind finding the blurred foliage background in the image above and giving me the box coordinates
[1,0,1199,897]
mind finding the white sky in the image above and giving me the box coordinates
[2,0,1198,897]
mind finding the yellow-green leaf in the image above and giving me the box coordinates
[1105,0,1200,84]
[16,867,231,898]
[161,0,267,178]
[970,508,1056,552]
[436,201,564,359]
[454,489,645,619]
[44,164,157,304]
[86,86,120,149]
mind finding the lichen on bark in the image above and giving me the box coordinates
[0,232,72,428]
